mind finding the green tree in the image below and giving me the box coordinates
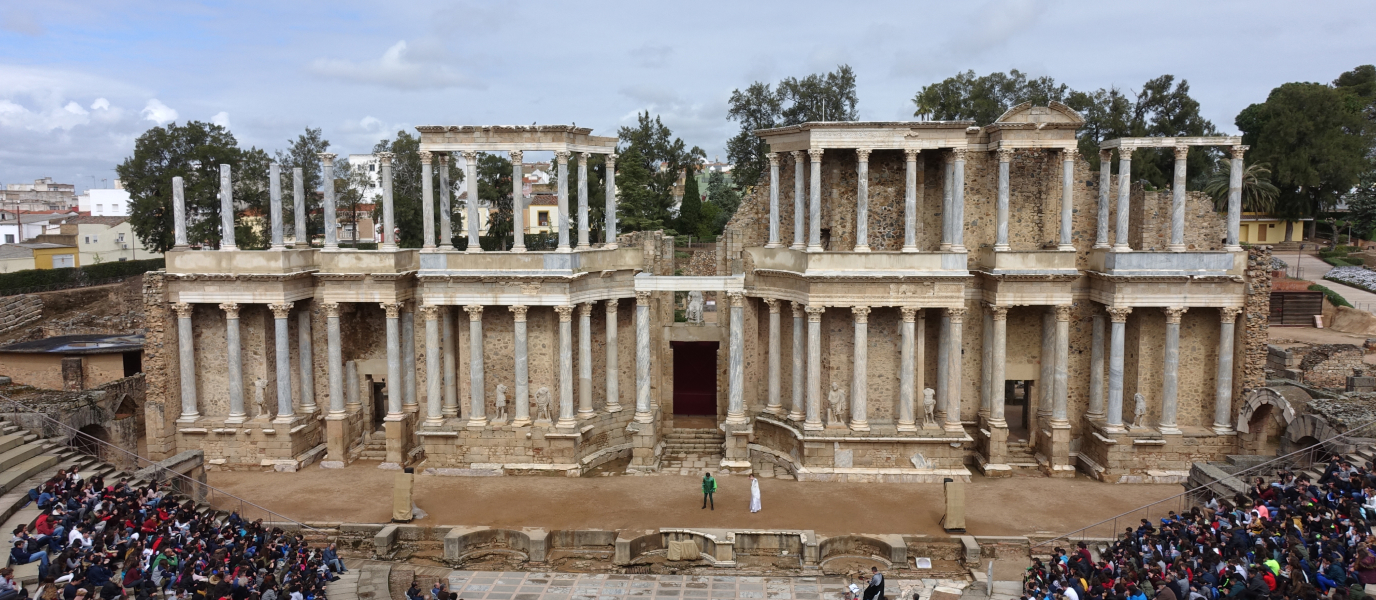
[1347,169,1376,238]
[726,65,858,192]
[616,112,704,232]
[118,121,256,253]
[1199,162,1281,213]
[234,147,273,250]
[476,153,513,247]
[912,69,1069,125]
[677,172,703,237]
[368,132,463,248]
[273,127,330,242]
[706,170,741,234]
[334,158,370,245]
[615,146,664,231]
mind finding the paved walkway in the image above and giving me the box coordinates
[1292,252,1376,311]
[444,572,968,600]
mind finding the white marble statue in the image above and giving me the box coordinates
[534,386,552,423]
[922,387,937,428]
[1133,392,1148,429]
[253,378,268,419]
[494,384,508,422]
[685,291,705,324]
[826,382,847,427]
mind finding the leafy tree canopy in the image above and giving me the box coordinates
[726,65,858,194]
[273,128,329,242]
[368,131,463,248]
[616,112,704,233]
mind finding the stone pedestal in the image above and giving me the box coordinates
[721,422,752,473]
[977,420,1010,478]
[1046,424,1073,478]
[627,416,661,472]
[323,414,350,466]
[382,415,412,470]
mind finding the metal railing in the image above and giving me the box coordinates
[0,392,321,531]
[1030,416,1376,551]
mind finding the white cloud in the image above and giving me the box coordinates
[211,111,231,128]
[141,99,177,124]
[90,98,109,111]
[309,40,481,91]
[63,101,88,116]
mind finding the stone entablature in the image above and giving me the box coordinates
[415,125,616,154]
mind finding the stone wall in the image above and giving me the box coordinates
[1296,345,1365,389]
[1130,187,1226,251]
[141,271,177,460]
[1242,246,1273,392]
[0,295,41,336]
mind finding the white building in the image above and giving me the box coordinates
[61,216,163,265]
[83,185,132,216]
[0,213,74,245]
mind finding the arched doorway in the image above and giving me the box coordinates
[71,424,110,461]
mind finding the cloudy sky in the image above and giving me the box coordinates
[2,0,1373,192]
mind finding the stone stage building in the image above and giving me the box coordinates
[140,106,1270,482]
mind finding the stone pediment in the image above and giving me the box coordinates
[992,101,1085,128]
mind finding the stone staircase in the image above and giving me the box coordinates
[660,428,724,474]
[359,430,388,461]
[1005,439,1041,473]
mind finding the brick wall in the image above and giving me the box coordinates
[0,295,41,335]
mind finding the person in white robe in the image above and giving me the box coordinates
[749,474,762,513]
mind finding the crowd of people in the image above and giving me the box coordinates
[2,467,345,600]
[1023,457,1376,600]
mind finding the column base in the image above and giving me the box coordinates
[510,417,531,427]
[555,417,578,429]
[225,414,247,425]
[273,415,296,426]
[725,413,749,425]
[576,244,591,251]
[849,420,870,432]
[301,404,318,415]
[993,244,1010,252]
[764,242,782,249]
[939,243,951,251]
[322,245,338,251]
[1159,426,1182,435]
[422,244,437,250]
[806,245,823,253]
[896,422,917,432]
[1110,245,1131,252]
[787,411,804,422]
[1103,424,1126,434]
[764,405,784,416]
[176,414,200,424]
[465,247,483,254]
[466,417,489,428]
[403,404,419,413]
[1224,245,1243,252]
[1085,411,1105,421]
[1092,243,1110,250]
[442,408,458,418]
[853,245,870,253]
[511,247,527,253]
[1057,244,1075,251]
[605,243,618,250]
[1212,424,1236,435]
[986,418,1007,429]
[803,419,824,431]
[577,410,595,420]
[1167,244,1185,252]
[555,246,572,253]
[901,245,918,253]
[950,245,967,253]
[790,244,806,251]
[439,244,454,251]
[943,422,965,433]
[424,416,446,427]
[606,404,624,413]
[381,244,398,251]
[634,411,653,424]
[1050,419,1070,428]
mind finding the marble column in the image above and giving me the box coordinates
[293,167,307,247]
[807,149,823,252]
[439,154,453,250]
[217,164,236,250]
[916,309,926,405]
[764,299,783,415]
[634,292,652,423]
[765,153,781,248]
[555,151,572,252]
[903,149,920,252]
[402,303,417,412]
[791,151,806,250]
[1226,146,1247,251]
[1113,148,1132,251]
[1052,305,1071,426]
[172,177,188,248]
[1088,312,1106,419]
[726,293,747,424]
[422,305,443,426]
[604,300,622,412]
[383,302,403,416]
[510,305,531,426]
[345,360,360,411]
[1160,307,1187,434]
[1059,148,1076,250]
[1105,307,1131,431]
[898,307,918,431]
[379,152,397,250]
[577,153,591,250]
[944,307,965,432]
[442,307,458,417]
[221,303,245,423]
[173,303,199,421]
[556,305,576,427]
[1214,307,1242,433]
[420,151,436,249]
[850,306,871,431]
[1095,149,1112,249]
[994,148,1012,251]
[941,153,954,251]
[578,303,594,418]
[298,307,316,413]
[951,149,967,252]
[604,154,618,248]
[790,302,806,421]
[1169,146,1188,252]
[463,151,481,252]
[854,149,872,252]
[464,305,486,426]
[511,151,526,252]
[269,303,294,421]
[804,306,825,430]
[269,163,285,249]
[936,312,950,421]
[325,303,344,416]
[981,306,993,419]
[989,305,1008,426]
[320,154,336,249]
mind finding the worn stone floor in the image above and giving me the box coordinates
[443,571,968,600]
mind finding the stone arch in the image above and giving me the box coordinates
[1236,388,1296,434]
[1279,413,1347,456]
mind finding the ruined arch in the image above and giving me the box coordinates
[1236,388,1296,434]
[1279,413,1345,456]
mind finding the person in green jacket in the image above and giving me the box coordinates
[701,473,717,510]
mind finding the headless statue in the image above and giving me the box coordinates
[685,291,705,324]
[826,382,847,427]
[922,387,937,428]
[494,384,508,422]
[253,378,269,419]
[534,387,552,423]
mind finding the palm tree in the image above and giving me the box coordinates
[1202,162,1281,213]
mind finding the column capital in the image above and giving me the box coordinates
[635,291,652,305]
[996,147,1014,163]
[1063,147,1078,161]
[1164,306,1188,324]
[317,152,337,165]
[727,292,745,308]
[605,153,617,167]
[1053,304,1073,322]
[763,298,780,313]
[855,148,871,162]
[376,152,394,166]
[464,305,484,321]
[1107,306,1132,323]
[1117,147,1133,160]
[381,302,402,319]
[578,302,594,317]
[554,151,571,164]
[790,150,805,162]
[579,152,590,164]
[807,148,824,162]
[947,307,967,324]
[218,302,240,318]
[1173,145,1190,160]
[953,148,968,161]
[1220,306,1243,322]
[851,305,870,323]
[509,150,523,163]
[509,304,528,321]
[1230,145,1249,160]
[419,305,439,321]
[323,302,340,318]
[1099,148,1113,161]
[792,301,806,319]
[437,153,448,166]
[766,152,779,166]
[462,150,478,161]
[986,303,1008,321]
[418,150,433,164]
[554,305,574,321]
[268,303,293,319]
[172,302,194,318]
[804,305,825,322]
[605,298,619,312]
[904,148,920,160]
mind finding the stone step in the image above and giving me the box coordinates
[0,443,47,473]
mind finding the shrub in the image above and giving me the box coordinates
[0,258,164,296]
[1310,283,1354,308]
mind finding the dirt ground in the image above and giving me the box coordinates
[207,464,1183,537]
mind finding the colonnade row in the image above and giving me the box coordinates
[167,150,620,254]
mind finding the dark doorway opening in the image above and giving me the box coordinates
[671,341,719,416]
[72,424,109,461]
[122,351,142,377]
[373,380,388,431]
[1004,380,1033,442]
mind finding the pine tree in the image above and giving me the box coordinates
[677,173,702,237]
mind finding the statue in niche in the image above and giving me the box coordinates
[1133,393,1148,429]
[494,384,508,423]
[253,378,269,419]
[922,388,937,428]
[534,387,552,423]
[826,382,847,427]
[685,291,705,325]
